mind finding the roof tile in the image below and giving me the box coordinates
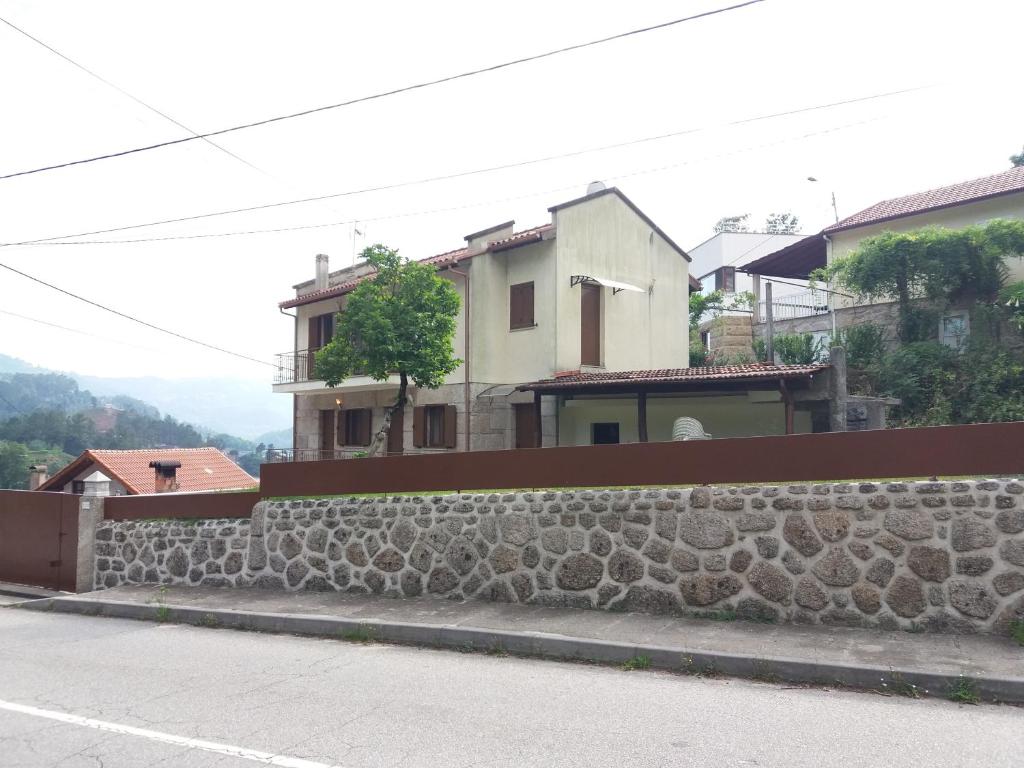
[520,363,829,390]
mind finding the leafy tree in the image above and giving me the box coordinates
[316,244,462,455]
[0,441,29,489]
[713,214,750,234]
[818,219,1024,342]
[837,323,886,369]
[1012,146,1024,167]
[764,212,800,234]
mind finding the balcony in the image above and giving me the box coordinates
[271,350,400,394]
[264,447,450,462]
[757,289,829,322]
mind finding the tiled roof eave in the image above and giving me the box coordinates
[519,364,830,392]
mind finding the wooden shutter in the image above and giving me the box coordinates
[443,405,458,449]
[412,406,426,448]
[308,316,321,350]
[319,410,335,452]
[387,406,404,455]
[581,283,601,366]
[336,409,346,445]
[357,409,372,446]
[510,282,534,329]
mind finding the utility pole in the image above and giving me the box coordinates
[765,281,775,364]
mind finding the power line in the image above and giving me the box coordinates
[9,118,880,250]
[1,86,920,249]
[0,1,766,181]
[0,15,266,176]
[0,308,165,354]
[0,261,274,367]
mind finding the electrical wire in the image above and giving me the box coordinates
[1,86,920,248]
[0,15,267,176]
[0,261,274,367]
[0,308,166,354]
[0,1,766,181]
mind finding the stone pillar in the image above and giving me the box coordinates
[828,345,848,433]
[76,471,111,592]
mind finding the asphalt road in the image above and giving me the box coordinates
[0,607,1020,768]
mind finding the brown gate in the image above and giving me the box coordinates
[0,490,79,592]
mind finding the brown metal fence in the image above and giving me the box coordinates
[0,490,79,591]
[259,422,1024,497]
[102,490,261,521]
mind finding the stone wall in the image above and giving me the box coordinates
[96,480,1024,634]
[94,518,251,589]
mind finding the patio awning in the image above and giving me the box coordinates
[741,233,827,280]
[570,274,645,294]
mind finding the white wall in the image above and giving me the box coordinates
[553,193,690,371]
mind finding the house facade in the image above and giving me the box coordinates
[273,186,697,457]
[743,165,1024,347]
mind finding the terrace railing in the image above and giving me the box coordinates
[758,288,829,321]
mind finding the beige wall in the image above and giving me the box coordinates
[829,192,1024,308]
[553,193,690,372]
[557,393,812,446]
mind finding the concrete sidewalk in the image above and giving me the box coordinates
[17,585,1024,703]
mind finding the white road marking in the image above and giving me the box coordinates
[0,699,342,768]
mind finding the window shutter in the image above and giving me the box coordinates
[336,409,346,445]
[308,316,321,350]
[443,405,458,449]
[522,282,534,326]
[412,406,426,448]
[510,282,535,329]
[358,409,372,446]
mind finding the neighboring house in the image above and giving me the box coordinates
[273,185,701,457]
[35,447,257,495]
[742,165,1024,346]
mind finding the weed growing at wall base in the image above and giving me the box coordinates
[621,655,652,671]
[947,675,980,705]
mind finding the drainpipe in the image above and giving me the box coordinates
[447,262,472,452]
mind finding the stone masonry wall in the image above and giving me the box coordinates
[96,481,1024,634]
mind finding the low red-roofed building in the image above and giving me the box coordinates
[37,447,257,496]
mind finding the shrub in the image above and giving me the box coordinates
[773,333,824,365]
[838,323,885,369]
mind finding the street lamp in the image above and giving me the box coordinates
[807,177,840,224]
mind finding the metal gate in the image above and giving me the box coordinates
[0,490,79,592]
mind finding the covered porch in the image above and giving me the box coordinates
[519,364,838,447]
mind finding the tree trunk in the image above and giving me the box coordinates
[366,371,408,457]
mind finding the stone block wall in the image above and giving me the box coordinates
[96,480,1024,634]
[94,519,251,589]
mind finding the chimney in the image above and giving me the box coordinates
[28,464,48,490]
[315,253,329,291]
[149,460,181,493]
[464,220,514,252]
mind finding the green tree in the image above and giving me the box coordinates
[818,220,1024,342]
[1011,146,1024,167]
[713,214,750,234]
[315,244,462,455]
[0,441,29,489]
[764,212,800,234]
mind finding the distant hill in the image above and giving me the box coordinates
[255,427,292,448]
[0,353,44,375]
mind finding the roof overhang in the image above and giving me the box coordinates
[741,233,827,280]
[519,364,830,395]
[570,275,645,294]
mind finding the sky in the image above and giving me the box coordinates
[1,0,1023,386]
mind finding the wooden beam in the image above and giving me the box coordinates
[637,392,648,443]
[533,390,543,448]
[779,379,794,435]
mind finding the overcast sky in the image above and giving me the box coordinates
[1,0,1022,385]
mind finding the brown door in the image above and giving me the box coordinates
[514,403,536,449]
[387,406,404,455]
[581,283,601,366]
[319,410,335,455]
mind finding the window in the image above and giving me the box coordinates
[307,313,335,351]
[714,266,736,294]
[591,422,620,445]
[510,282,535,329]
[809,331,831,361]
[940,312,969,351]
[413,404,457,449]
[71,480,85,494]
[338,408,372,446]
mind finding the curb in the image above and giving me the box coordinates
[22,596,1024,704]
[0,583,66,601]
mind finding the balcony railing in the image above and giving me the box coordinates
[758,289,829,322]
[274,349,320,385]
[264,447,451,463]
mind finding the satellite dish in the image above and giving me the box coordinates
[586,180,606,195]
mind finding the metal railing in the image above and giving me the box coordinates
[274,349,318,385]
[264,447,450,463]
[758,289,829,321]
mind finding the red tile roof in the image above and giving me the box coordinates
[37,447,257,495]
[826,166,1024,233]
[520,363,829,391]
[279,225,553,309]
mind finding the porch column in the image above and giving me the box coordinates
[752,274,761,323]
[779,380,794,435]
[637,391,648,443]
[533,390,542,448]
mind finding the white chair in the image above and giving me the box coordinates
[672,417,712,441]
